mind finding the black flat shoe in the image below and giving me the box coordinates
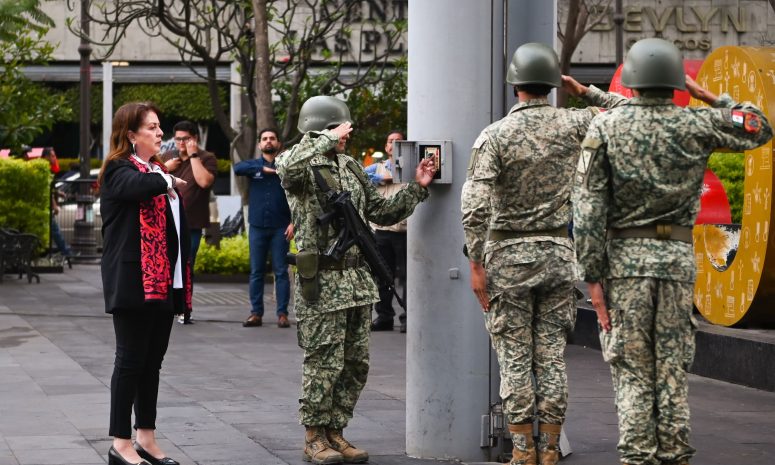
[108,446,151,465]
[134,444,180,465]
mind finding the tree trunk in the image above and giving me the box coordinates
[253,0,276,133]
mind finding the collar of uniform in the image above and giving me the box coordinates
[507,98,550,115]
[627,96,674,106]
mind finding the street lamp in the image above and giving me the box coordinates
[73,0,97,258]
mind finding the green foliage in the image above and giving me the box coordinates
[55,158,103,171]
[707,152,744,223]
[0,158,50,249]
[116,84,228,122]
[216,159,232,174]
[346,62,408,160]
[0,0,53,41]
[59,84,104,124]
[1,26,72,152]
[272,63,408,159]
[194,234,250,274]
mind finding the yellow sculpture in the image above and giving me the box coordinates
[691,46,775,326]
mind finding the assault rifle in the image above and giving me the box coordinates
[317,189,406,310]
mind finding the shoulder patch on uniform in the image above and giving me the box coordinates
[577,137,604,177]
[472,133,487,150]
[726,109,762,133]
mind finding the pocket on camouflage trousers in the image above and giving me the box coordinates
[485,291,530,335]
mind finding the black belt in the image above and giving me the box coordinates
[319,255,366,270]
[489,225,569,242]
[607,224,693,243]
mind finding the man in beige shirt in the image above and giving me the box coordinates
[364,131,408,332]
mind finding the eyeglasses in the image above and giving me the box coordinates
[174,136,192,143]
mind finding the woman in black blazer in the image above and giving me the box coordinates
[99,102,190,465]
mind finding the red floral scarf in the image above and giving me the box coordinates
[128,156,173,303]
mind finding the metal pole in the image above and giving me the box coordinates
[614,0,624,66]
[405,2,501,461]
[102,61,113,159]
[230,61,241,196]
[78,0,91,177]
[73,0,96,257]
[406,1,555,461]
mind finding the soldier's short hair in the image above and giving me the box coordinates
[515,84,553,96]
[637,88,674,98]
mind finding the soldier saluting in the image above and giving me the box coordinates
[573,38,772,465]
[461,42,627,465]
[277,96,435,465]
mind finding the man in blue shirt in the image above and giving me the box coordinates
[234,128,294,328]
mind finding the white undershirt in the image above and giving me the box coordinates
[132,155,183,289]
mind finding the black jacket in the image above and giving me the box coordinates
[100,158,191,313]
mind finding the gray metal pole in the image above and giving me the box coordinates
[102,61,112,158]
[406,1,554,461]
[405,2,497,462]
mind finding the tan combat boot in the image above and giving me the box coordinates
[326,429,369,463]
[304,426,344,464]
[508,423,537,465]
[537,423,562,465]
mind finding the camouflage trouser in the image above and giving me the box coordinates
[602,278,697,465]
[297,305,371,429]
[484,241,576,425]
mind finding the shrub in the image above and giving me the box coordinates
[194,233,250,275]
[707,152,744,223]
[0,158,50,248]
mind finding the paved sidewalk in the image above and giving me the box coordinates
[0,265,774,465]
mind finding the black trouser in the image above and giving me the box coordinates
[109,308,174,439]
[373,230,407,323]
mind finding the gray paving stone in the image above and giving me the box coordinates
[11,447,103,465]
[2,264,775,465]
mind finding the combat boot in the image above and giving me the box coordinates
[326,429,369,463]
[303,426,344,464]
[537,423,562,465]
[507,423,536,465]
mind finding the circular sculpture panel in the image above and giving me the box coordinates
[691,46,775,326]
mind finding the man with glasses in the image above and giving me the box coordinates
[162,120,218,324]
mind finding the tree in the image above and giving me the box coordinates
[556,0,611,106]
[70,0,406,169]
[0,0,71,153]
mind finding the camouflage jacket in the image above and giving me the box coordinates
[461,86,628,263]
[573,94,773,283]
[277,130,428,315]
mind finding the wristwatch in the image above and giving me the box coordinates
[189,152,199,158]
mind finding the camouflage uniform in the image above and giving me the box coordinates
[277,129,428,429]
[461,86,627,429]
[573,94,772,465]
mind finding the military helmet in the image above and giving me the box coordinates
[297,96,352,133]
[505,42,562,87]
[621,38,686,90]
